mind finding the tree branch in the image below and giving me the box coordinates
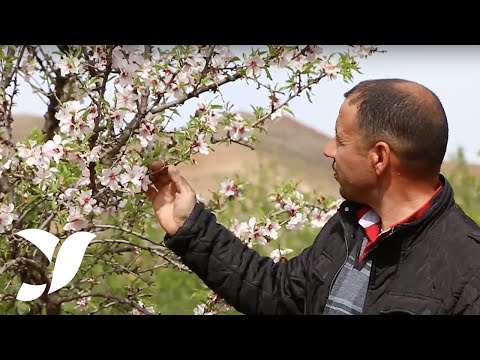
[14,198,43,230]
[210,135,255,150]
[99,46,114,99]
[58,292,156,314]
[30,46,54,89]
[150,72,243,115]
[43,71,66,140]
[252,73,326,128]
[0,259,17,276]
[192,45,216,94]
[90,224,162,246]
[71,262,169,290]
[102,71,243,162]
[83,253,149,285]
[1,46,25,87]
[90,238,191,272]
[0,46,25,150]
[0,257,44,277]
[39,213,55,231]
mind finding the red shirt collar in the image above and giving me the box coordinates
[356,182,443,263]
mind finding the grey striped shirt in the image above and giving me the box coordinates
[323,237,371,315]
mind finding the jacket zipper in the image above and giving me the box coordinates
[328,232,349,296]
[364,226,401,313]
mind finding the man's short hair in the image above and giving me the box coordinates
[344,79,449,173]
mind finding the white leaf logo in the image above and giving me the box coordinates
[15,229,95,301]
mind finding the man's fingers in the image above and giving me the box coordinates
[145,185,158,202]
[148,161,193,197]
[150,161,171,189]
[151,160,165,173]
[168,166,192,194]
[150,160,168,180]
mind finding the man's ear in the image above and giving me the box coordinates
[371,141,391,176]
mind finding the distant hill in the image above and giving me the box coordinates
[11,113,480,200]
[177,112,340,198]
[11,112,341,198]
[11,113,45,143]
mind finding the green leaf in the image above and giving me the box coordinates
[75,46,83,58]
[306,91,312,103]
[15,301,30,315]
[264,67,272,81]
[283,107,294,116]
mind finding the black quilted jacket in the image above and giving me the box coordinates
[164,176,480,315]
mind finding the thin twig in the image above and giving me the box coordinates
[58,291,156,315]
[14,198,43,230]
[90,238,190,272]
[39,213,55,231]
[150,72,243,115]
[0,257,44,276]
[211,136,254,150]
[252,74,326,128]
[91,224,162,246]
[83,253,150,286]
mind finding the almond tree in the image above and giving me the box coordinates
[0,45,378,314]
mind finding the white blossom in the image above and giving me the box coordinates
[193,304,215,315]
[100,166,122,191]
[75,296,91,311]
[191,133,209,155]
[63,207,89,231]
[245,56,265,77]
[269,248,294,263]
[286,212,308,230]
[0,204,18,233]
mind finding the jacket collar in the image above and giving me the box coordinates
[337,174,455,250]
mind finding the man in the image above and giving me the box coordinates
[145,78,480,315]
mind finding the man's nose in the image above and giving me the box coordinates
[323,138,336,158]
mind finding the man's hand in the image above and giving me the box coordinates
[145,160,197,236]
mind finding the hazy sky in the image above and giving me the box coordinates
[12,45,480,163]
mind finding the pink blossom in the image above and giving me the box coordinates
[269,248,294,263]
[191,133,209,155]
[260,219,280,240]
[78,190,97,214]
[100,166,122,191]
[219,179,242,198]
[225,116,252,142]
[245,56,265,77]
[75,296,91,311]
[0,204,18,234]
[63,207,89,231]
[286,212,307,230]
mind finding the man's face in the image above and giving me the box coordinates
[323,99,377,203]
